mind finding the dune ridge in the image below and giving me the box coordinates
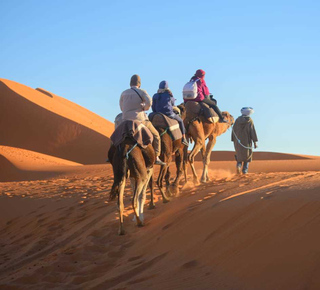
[0,79,113,164]
[195,150,319,161]
[0,146,83,182]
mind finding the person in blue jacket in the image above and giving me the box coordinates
[152,80,188,146]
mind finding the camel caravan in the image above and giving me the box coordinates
[108,69,246,235]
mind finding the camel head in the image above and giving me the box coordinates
[213,111,234,136]
[222,111,234,125]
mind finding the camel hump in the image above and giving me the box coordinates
[185,101,219,123]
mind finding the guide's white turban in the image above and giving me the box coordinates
[241,107,254,116]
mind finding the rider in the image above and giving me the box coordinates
[185,69,227,122]
[119,74,166,165]
[152,80,188,146]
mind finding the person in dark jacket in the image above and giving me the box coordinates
[152,81,188,146]
[184,69,227,122]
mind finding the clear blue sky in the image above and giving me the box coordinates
[1,0,319,155]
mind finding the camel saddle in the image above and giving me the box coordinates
[185,101,219,123]
[149,113,182,141]
[110,120,153,148]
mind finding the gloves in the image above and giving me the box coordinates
[209,94,217,105]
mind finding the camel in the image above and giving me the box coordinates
[149,105,187,206]
[182,105,234,184]
[108,138,155,235]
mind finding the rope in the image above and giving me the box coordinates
[231,125,253,150]
[126,143,138,159]
[160,128,168,137]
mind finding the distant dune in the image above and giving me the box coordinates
[195,150,318,161]
[0,79,113,164]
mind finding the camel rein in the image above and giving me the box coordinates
[230,125,253,150]
[126,143,138,159]
[160,128,168,137]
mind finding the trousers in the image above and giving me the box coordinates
[237,161,249,173]
[202,97,224,119]
[142,120,161,157]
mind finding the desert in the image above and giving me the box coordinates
[0,79,319,289]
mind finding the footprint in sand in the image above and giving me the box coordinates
[181,259,199,269]
[127,255,143,262]
[162,223,173,230]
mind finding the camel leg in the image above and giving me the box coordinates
[156,164,171,203]
[118,177,126,235]
[132,179,145,227]
[183,145,188,185]
[171,148,184,195]
[148,173,155,209]
[139,167,153,220]
[165,166,171,196]
[188,139,204,185]
[201,136,216,183]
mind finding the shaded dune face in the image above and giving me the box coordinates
[0,155,22,182]
[0,154,60,182]
[0,80,112,164]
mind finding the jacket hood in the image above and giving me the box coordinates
[237,116,253,126]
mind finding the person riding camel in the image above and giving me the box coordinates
[184,69,227,123]
[152,80,189,146]
[119,74,166,166]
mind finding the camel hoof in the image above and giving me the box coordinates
[162,198,170,203]
[118,228,125,235]
[180,179,187,186]
[148,204,156,210]
[201,178,207,184]
[169,184,179,196]
[137,222,144,227]
[193,179,200,186]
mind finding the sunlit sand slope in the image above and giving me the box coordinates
[0,79,113,164]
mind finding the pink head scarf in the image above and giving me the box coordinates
[195,69,205,79]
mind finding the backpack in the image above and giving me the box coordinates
[182,78,199,100]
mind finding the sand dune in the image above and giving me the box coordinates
[0,79,113,164]
[0,78,319,289]
[0,158,319,289]
[0,145,82,182]
[195,150,319,161]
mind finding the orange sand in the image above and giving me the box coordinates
[0,79,113,164]
[0,79,319,289]
[1,159,320,289]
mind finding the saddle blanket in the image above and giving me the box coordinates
[149,113,182,141]
[110,119,153,148]
[185,101,219,123]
